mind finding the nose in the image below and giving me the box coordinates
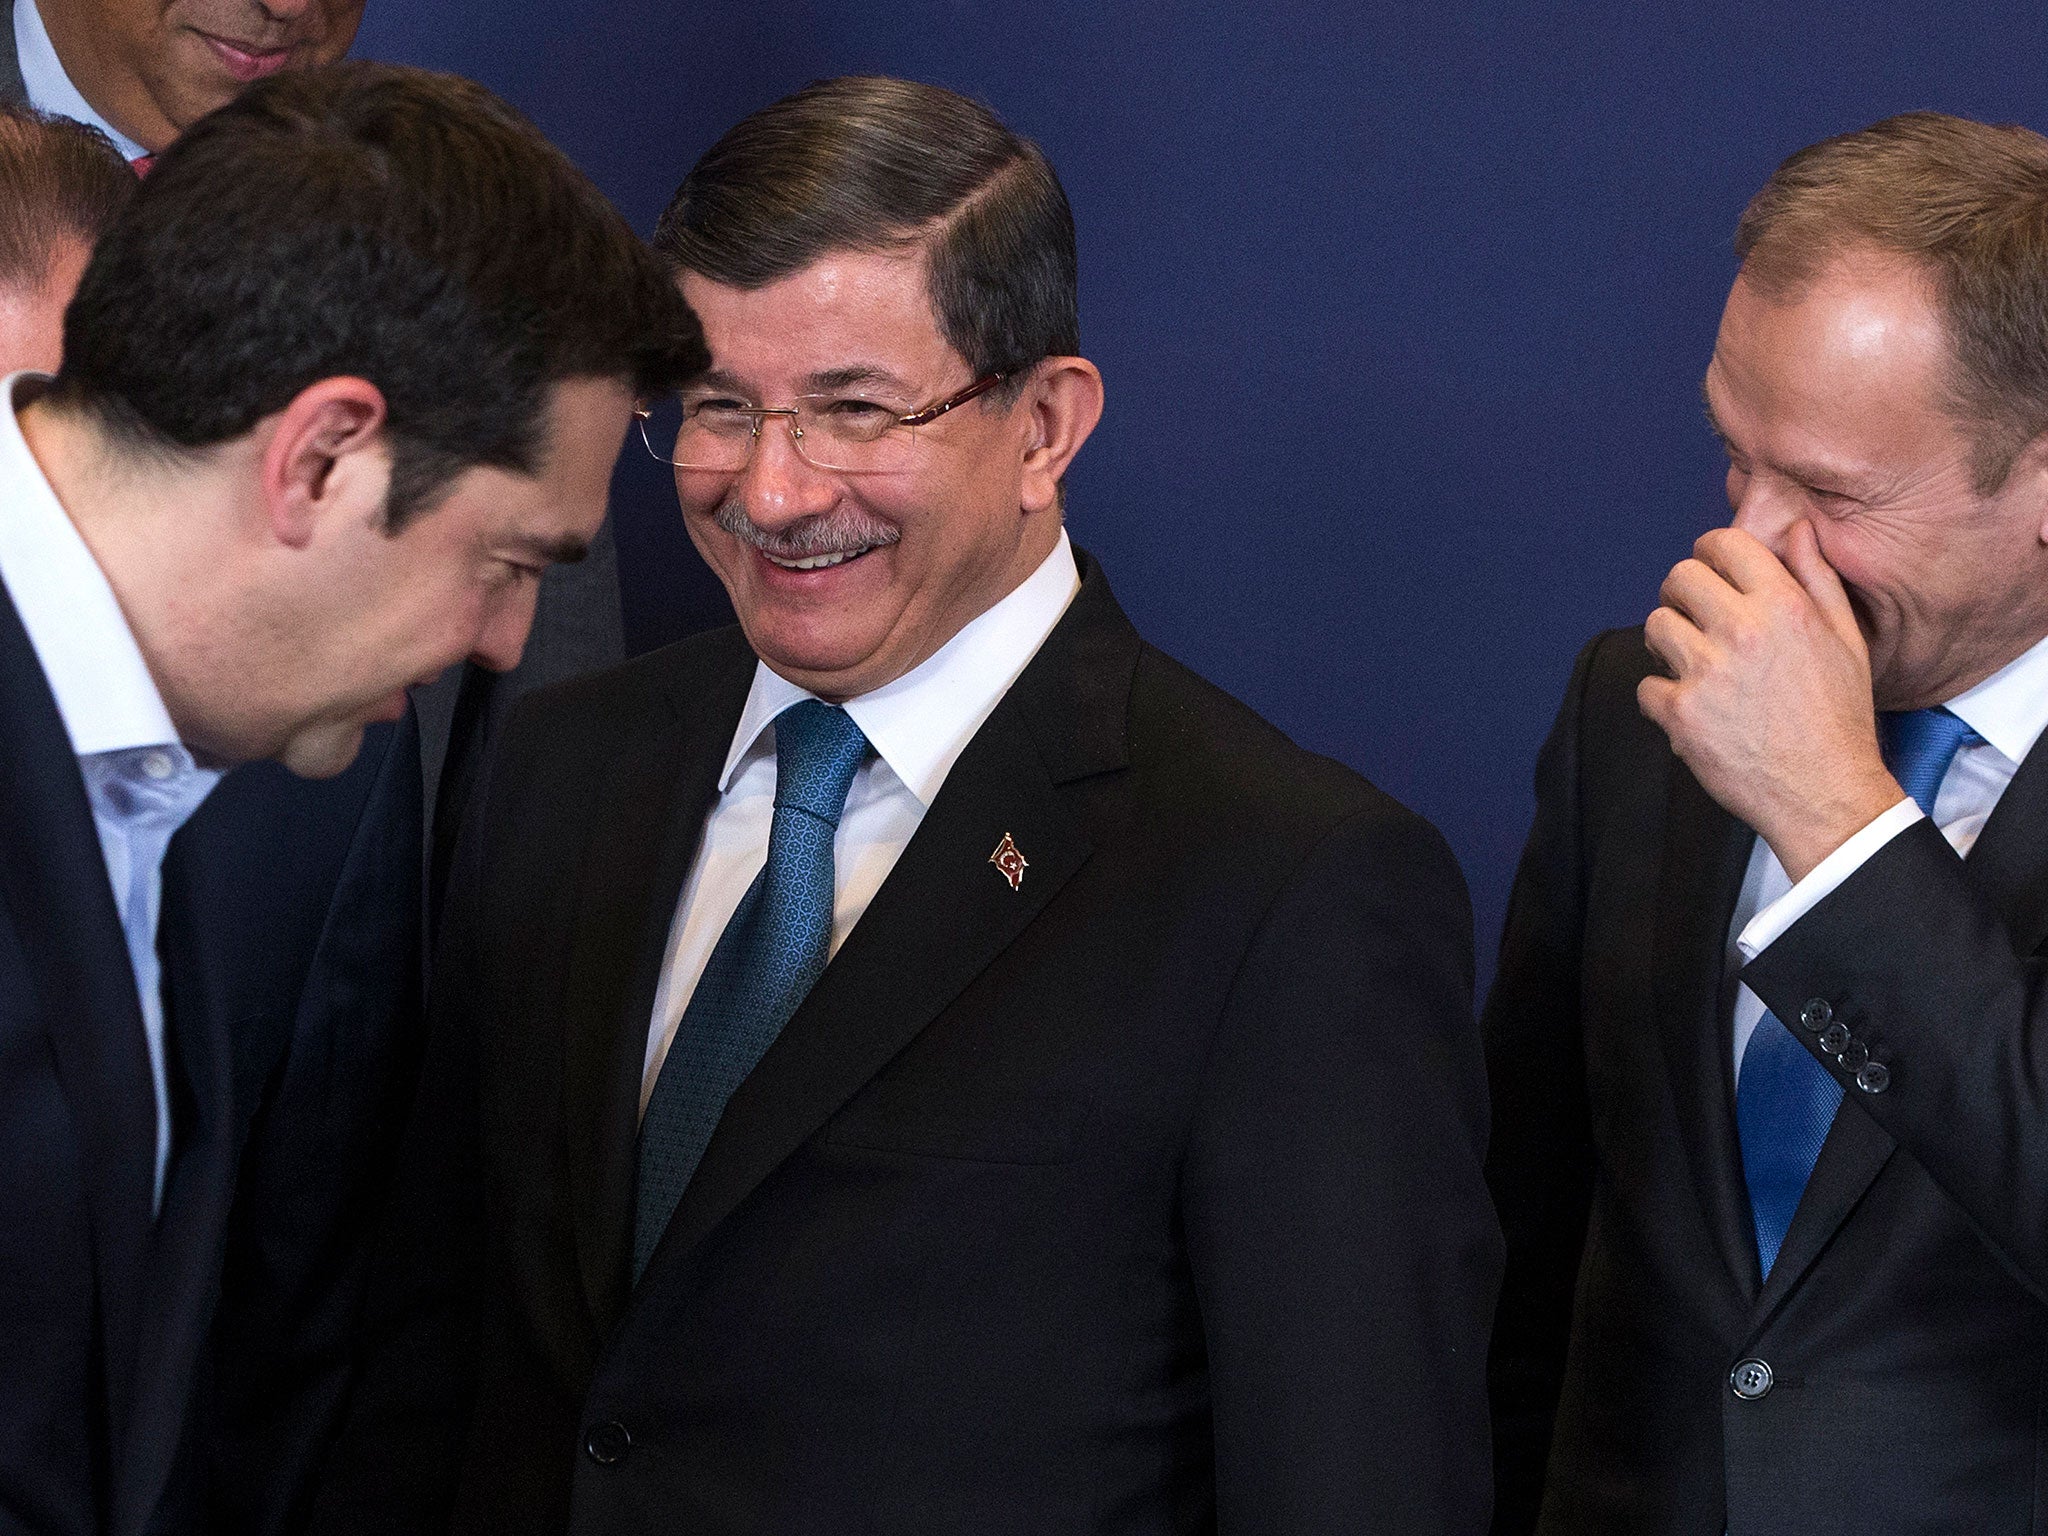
[471,579,541,674]
[1728,471,1803,557]
[732,414,840,532]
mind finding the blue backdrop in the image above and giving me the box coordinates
[354,3,2048,988]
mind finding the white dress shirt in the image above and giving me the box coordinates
[13,0,148,160]
[1727,630,2048,1081]
[641,531,1082,1112]
[0,373,218,1203]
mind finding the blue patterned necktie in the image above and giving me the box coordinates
[633,699,869,1280]
[1735,706,1980,1278]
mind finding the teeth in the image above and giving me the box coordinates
[765,545,870,571]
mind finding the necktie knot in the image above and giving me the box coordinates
[771,700,869,826]
[1879,707,1981,817]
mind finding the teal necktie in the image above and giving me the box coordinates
[633,699,869,1280]
[1735,706,1980,1277]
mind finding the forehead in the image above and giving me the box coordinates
[1705,249,1960,460]
[679,249,965,388]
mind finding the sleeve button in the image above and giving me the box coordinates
[1839,1040,1869,1071]
[1854,1061,1891,1095]
[1819,1022,1851,1055]
[585,1421,632,1465]
[1799,999,1834,1032]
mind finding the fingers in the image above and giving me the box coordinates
[1637,672,1678,730]
[1642,602,1708,679]
[1659,556,1742,631]
[1782,519,1867,656]
[1692,525,1798,597]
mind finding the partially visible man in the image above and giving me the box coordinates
[1,0,361,158]
[1488,112,2048,1535]
[0,106,127,372]
[0,59,701,1536]
[327,73,1501,1536]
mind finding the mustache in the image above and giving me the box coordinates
[711,496,900,560]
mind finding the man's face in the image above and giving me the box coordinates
[677,251,1056,702]
[257,375,631,778]
[0,237,90,375]
[1704,246,2048,710]
[41,0,364,152]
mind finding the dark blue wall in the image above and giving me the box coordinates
[354,3,2048,988]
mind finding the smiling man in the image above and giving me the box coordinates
[0,61,701,1536]
[1486,112,2048,1535]
[327,74,1500,1536]
[0,0,361,159]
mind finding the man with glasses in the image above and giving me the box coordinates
[329,73,1500,1536]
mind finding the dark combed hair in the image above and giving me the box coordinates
[50,61,707,525]
[0,107,133,290]
[654,75,1076,398]
[1737,111,2048,494]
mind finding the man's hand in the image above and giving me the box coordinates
[1638,521,1904,882]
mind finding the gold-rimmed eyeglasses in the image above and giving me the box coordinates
[635,372,1009,475]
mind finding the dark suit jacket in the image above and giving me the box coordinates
[1742,807,2048,1305]
[0,580,416,1536]
[324,553,1502,1536]
[1484,629,2048,1536]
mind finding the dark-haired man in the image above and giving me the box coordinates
[334,74,1499,1536]
[0,106,128,372]
[1487,112,2048,1534]
[0,60,701,1536]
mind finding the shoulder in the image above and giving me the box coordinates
[1115,641,1464,900]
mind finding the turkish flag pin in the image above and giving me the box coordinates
[988,832,1029,891]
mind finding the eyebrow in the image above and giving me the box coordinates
[1699,378,1874,496]
[514,533,589,565]
[688,364,914,397]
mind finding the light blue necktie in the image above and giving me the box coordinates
[633,699,869,1280]
[1735,707,1979,1277]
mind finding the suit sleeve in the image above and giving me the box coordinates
[1480,637,1604,1535]
[302,723,498,1535]
[1182,800,1502,1536]
[1742,817,2048,1304]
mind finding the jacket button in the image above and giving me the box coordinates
[1799,999,1833,1032]
[1819,1023,1851,1056]
[585,1421,632,1465]
[1839,1040,1869,1071]
[1855,1061,1891,1095]
[1730,1358,1774,1400]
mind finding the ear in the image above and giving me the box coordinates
[259,377,390,549]
[1016,357,1104,516]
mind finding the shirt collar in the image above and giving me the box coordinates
[718,529,1083,806]
[1942,628,2048,769]
[0,372,181,756]
[13,0,148,160]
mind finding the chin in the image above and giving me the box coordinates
[276,722,369,781]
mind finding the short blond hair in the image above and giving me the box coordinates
[0,107,131,291]
[1736,111,2048,493]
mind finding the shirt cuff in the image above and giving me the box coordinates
[1736,797,1924,961]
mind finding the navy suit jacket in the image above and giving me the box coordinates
[0,578,423,1536]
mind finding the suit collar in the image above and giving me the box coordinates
[621,552,1135,1297]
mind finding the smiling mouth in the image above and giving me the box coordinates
[762,544,877,572]
[196,32,293,81]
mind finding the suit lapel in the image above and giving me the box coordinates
[563,634,755,1332]
[112,846,241,1536]
[0,587,157,1442]
[1653,757,1764,1301]
[638,559,1136,1283]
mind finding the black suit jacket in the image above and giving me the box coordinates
[1742,801,2048,1305]
[0,569,422,1536]
[1484,629,2048,1536]
[326,553,1501,1536]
